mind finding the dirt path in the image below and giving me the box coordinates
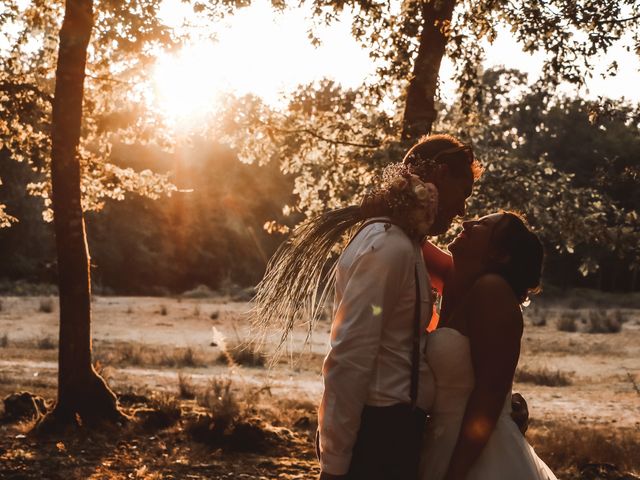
[1,297,639,426]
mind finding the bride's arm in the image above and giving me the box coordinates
[442,275,522,480]
[421,240,453,294]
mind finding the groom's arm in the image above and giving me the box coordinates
[442,275,522,480]
[318,228,411,476]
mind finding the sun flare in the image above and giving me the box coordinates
[150,1,374,129]
[152,44,224,126]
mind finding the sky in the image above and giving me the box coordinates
[154,0,640,118]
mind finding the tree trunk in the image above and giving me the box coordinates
[401,0,457,142]
[39,0,126,430]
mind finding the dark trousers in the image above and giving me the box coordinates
[318,404,427,480]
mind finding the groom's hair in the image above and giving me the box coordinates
[402,134,483,180]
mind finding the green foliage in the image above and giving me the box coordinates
[217,68,639,284]
[215,80,397,217]
[0,139,294,293]
[440,68,640,276]
[1,0,638,291]
[0,0,224,221]
[307,0,640,114]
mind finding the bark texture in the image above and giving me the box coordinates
[40,0,126,430]
[401,0,457,142]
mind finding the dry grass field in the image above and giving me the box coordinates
[0,294,639,479]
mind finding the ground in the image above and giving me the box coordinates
[0,294,639,479]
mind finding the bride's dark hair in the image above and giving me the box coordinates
[489,212,544,304]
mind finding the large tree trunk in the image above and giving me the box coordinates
[39,0,126,430]
[401,0,457,142]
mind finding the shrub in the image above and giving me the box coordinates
[199,377,240,433]
[526,306,546,327]
[159,305,168,316]
[178,373,196,399]
[181,285,216,299]
[528,423,640,474]
[586,310,622,334]
[38,298,54,313]
[36,336,57,350]
[210,310,220,320]
[160,347,205,368]
[217,343,266,368]
[611,309,628,324]
[188,381,276,452]
[119,344,148,366]
[136,393,182,430]
[515,367,572,387]
[556,313,578,332]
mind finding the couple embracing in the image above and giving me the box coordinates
[255,134,557,480]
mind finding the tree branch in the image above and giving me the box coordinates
[85,74,134,85]
[597,14,640,25]
[265,122,381,149]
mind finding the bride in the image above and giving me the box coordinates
[420,212,557,480]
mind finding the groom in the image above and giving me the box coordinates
[318,134,481,480]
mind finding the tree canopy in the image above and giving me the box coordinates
[1,0,639,288]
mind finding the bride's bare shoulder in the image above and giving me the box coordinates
[467,274,522,330]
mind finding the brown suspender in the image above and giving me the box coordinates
[410,266,421,410]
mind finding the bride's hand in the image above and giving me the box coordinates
[511,392,529,435]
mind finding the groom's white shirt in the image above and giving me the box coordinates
[318,220,436,475]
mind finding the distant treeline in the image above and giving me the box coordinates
[1,94,639,294]
[0,142,295,295]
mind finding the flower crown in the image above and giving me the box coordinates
[363,162,439,237]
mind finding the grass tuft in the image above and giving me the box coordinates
[515,366,572,386]
[526,306,546,327]
[198,377,241,435]
[217,342,266,368]
[178,373,196,399]
[181,285,216,299]
[38,298,54,313]
[585,310,622,334]
[36,336,57,350]
[556,312,578,332]
[529,423,640,474]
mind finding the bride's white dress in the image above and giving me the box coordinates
[420,327,557,480]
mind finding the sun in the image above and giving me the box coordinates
[150,0,375,129]
[152,43,224,127]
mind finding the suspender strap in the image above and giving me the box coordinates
[410,265,421,410]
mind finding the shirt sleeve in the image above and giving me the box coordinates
[318,227,414,475]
